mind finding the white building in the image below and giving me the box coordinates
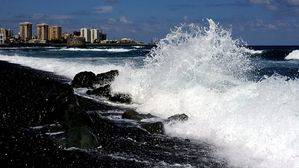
[0,32,5,44]
[0,28,8,44]
[80,28,91,43]
[90,29,101,43]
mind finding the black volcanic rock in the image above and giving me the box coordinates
[72,71,96,88]
[0,61,228,167]
[165,114,189,123]
[140,122,165,134]
[122,110,155,121]
[86,84,111,97]
[95,70,119,86]
[0,61,88,129]
[108,93,132,104]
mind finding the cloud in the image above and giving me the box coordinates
[249,0,272,5]
[119,16,132,24]
[30,13,72,21]
[249,0,299,7]
[102,0,118,4]
[285,0,299,6]
[94,6,113,14]
[248,0,299,14]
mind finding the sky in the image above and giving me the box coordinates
[1,0,299,45]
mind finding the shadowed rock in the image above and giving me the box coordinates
[108,93,132,104]
[72,71,96,88]
[0,62,228,167]
[95,70,119,86]
[86,84,111,97]
[122,110,155,121]
[165,114,189,124]
[140,122,165,134]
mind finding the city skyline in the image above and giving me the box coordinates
[1,0,299,44]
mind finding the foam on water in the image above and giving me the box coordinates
[286,50,299,60]
[58,47,134,52]
[111,20,299,168]
[0,19,298,168]
[0,54,128,79]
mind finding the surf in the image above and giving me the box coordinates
[111,19,299,168]
[0,19,298,168]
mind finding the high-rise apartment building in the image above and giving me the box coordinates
[90,29,100,43]
[19,22,32,42]
[48,26,62,41]
[80,28,91,43]
[0,28,11,44]
[36,23,49,41]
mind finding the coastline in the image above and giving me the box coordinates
[0,43,156,48]
[0,61,227,167]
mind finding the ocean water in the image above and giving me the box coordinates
[0,20,299,168]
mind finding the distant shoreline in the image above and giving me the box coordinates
[1,43,299,50]
[0,43,156,48]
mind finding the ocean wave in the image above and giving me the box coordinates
[111,19,299,168]
[0,54,127,79]
[58,48,134,52]
[244,48,263,55]
[286,50,299,60]
[0,19,298,168]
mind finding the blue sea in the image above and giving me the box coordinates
[0,20,298,168]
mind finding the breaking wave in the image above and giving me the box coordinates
[58,47,134,52]
[0,19,298,168]
[111,19,299,168]
[286,50,299,60]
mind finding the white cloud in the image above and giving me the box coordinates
[94,6,113,14]
[119,16,132,24]
[249,0,273,4]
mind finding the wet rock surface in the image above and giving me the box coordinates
[122,110,155,121]
[72,71,96,88]
[165,114,189,124]
[0,61,227,168]
[95,70,119,86]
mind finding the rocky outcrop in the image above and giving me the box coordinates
[72,71,96,88]
[73,70,133,104]
[140,121,165,134]
[165,114,189,123]
[95,70,119,86]
[72,70,119,88]
[0,61,228,167]
[122,110,155,121]
[86,84,111,97]
[108,93,132,104]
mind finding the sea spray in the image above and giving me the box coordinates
[0,19,298,168]
[112,19,299,168]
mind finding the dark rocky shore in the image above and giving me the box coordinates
[0,61,227,168]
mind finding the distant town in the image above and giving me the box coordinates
[0,22,151,47]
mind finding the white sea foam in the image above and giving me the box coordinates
[0,54,127,79]
[0,19,298,168]
[244,48,263,55]
[286,50,299,60]
[111,20,299,168]
[58,47,134,52]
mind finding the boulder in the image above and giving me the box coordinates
[108,93,132,104]
[95,70,119,86]
[122,110,155,121]
[86,84,111,97]
[165,114,189,123]
[72,71,96,88]
[140,122,164,134]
